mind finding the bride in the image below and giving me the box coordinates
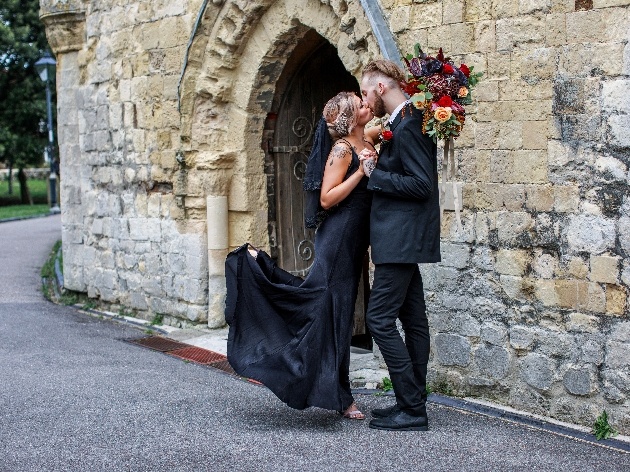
[225,91,378,419]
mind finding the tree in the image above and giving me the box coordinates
[0,0,53,204]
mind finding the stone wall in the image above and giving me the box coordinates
[381,0,630,431]
[42,0,630,432]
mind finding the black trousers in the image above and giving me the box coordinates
[365,263,430,416]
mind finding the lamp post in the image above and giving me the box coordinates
[34,52,60,214]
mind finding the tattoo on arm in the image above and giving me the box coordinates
[330,144,351,163]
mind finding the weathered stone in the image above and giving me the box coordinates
[566,215,616,254]
[474,344,510,379]
[495,249,530,276]
[509,325,534,350]
[606,284,627,316]
[434,333,471,367]
[589,254,620,284]
[521,353,554,390]
[563,367,594,396]
[481,323,507,346]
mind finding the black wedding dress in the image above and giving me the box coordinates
[225,148,371,412]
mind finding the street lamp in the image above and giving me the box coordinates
[34,52,60,214]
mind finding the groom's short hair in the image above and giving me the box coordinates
[362,59,405,87]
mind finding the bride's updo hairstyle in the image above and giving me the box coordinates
[323,91,359,140]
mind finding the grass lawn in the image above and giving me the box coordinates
[0,178,49,206]
[0,204,51,220]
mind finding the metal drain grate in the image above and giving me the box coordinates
[126,336,190,352]
[167,346,227,364]
[206,359,238,376]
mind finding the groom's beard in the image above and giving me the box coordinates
[372,94,387,118]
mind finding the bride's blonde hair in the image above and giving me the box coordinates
[323,91,359,140]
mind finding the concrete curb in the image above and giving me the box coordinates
[0,210,58,224]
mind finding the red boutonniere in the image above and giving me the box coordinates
[381,129,393,142]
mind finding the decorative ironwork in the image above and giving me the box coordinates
[297,239,314,262]
[293,157,308,180]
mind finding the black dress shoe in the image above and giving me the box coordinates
[369,410,428,431]
[371,404,401,418]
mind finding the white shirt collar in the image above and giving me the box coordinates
[388,100,410,124]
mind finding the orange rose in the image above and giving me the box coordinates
[434,107,452,123]
[458,86,468,98]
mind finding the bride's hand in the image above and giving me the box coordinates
[359,156,376,178]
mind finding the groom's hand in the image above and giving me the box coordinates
[361,158,376,177]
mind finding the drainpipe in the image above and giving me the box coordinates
[358,0,403,67]
[206,195,228,328]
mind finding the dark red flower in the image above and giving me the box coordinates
[436,95,453,108]
[442,64,454,74]
[402,80,420,95]
[459,64,470,77]
[381,130,393,142]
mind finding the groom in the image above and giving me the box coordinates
[360,60,441,431]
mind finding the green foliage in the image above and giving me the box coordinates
[429,379,454,396]
[150,313,165,326]
[0,0,53,170]
[381,377,394,392]
[40,239,61,278]
[0,203,49,219]
[592,411,618,440]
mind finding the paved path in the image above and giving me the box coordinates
[1,216,630,471]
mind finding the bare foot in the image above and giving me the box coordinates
[342,403,365,420]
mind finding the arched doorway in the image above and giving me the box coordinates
[263,30,371,347]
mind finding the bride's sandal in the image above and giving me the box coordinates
[342,404,365,420]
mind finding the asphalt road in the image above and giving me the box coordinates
[1,215,630,471]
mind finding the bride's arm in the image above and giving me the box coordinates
[319,142,365,210]
[364,125,381,146]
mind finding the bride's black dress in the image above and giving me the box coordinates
[225,149,371,412]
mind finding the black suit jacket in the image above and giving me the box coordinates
[367,104,441,264]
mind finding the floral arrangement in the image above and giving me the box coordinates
[402,44,482,142]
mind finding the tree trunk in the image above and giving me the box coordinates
[8,162,13,195]
[17,168,32,205]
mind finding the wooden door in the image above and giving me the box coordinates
[271,42,359,276]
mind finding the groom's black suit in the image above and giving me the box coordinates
[366,103,440,417]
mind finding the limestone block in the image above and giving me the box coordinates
[566,8,628,44]
[525,185,554,212]
[439,242,470,269]
[510,325,535,349]
[622,260,630,286]
[582,282,607,313]
[390,6,411,33]
[535,279,559,306]
[520,353,554,390]
[559,43,625,78]
[608,116,630,147]
[410,1,443,28]
[563,367,595,396]
[464,0,493,21]
[593,0,630,6]
[522,121,548,150]
[434,333,471,367]
[474,80,499,103]
[472,247,494,270]
[500,274,524,299]
[496,211,534,243]
[532,251,557,279]
[566,312,600,333]
[595,155,628,182]
[566,214,616,254]
[472,20,495,53]
[495,249,530,276]
[442,0,464,24]
[129,218,161,242]
[511,150,548,183]
[606,284,627,315]
[552,185,579,213]
[589,254,620,284]
[450,22,475,55]
[580,338,605,365]
[474,344,510,379]
[602,79,630,114]
[496,16,546,52]
[208,275,227,328]
[545,13,567,46]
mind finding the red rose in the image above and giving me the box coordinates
[402,80,419,95]
[436,95,453,108]
[442,64,454,74]
[381,130,393,141]
[459,64,470,77]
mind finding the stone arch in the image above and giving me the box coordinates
[180,0,380,242]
